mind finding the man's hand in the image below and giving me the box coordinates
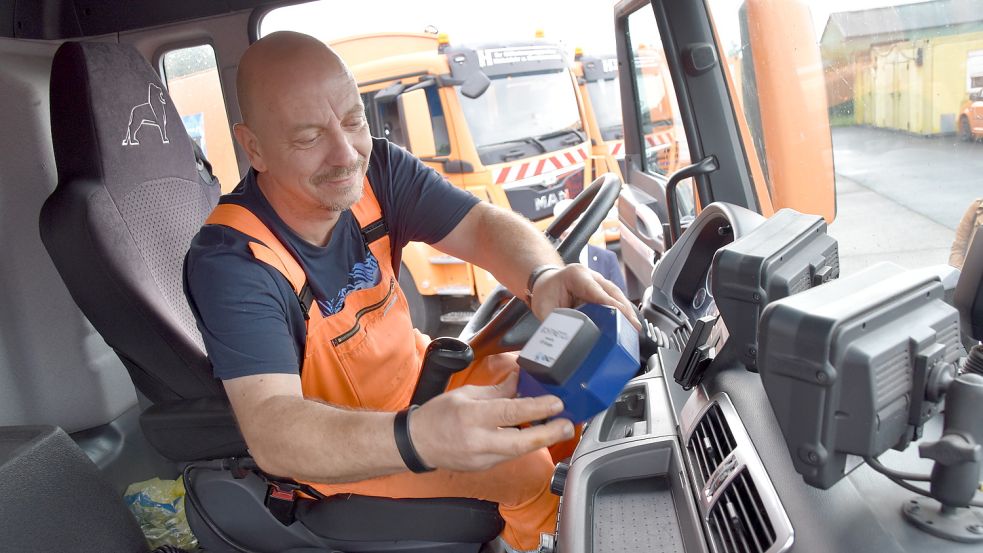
[409,372,575,472]
[530,264,641,330]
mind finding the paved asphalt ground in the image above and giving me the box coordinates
[829,126,981,275]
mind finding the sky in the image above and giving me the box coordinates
[261,0,935,56]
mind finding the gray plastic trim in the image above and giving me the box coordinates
[573,371,678,462]
[557,436,708,553]
[680,389,794,553]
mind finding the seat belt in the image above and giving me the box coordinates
[261,476,327,526]
[190,140,219,188]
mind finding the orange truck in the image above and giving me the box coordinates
[571,52,625,181]
[959,87,983,141]
[574,48,685,296]
[329,32,603,334]
[574,49,680,180]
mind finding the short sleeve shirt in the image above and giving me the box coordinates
[184,138,479,380]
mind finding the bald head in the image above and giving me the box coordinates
[237,31,352,130]
[231,31,371,227]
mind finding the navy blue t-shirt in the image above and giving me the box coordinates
[184,138,479,380]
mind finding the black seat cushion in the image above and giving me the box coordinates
[41,41,221,403]
[297,494,504,543]
[140,397,248,461]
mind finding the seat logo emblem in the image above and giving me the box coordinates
[122,83,169,146]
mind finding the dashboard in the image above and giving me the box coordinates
[554,202,982,553]
[670,220,731,322]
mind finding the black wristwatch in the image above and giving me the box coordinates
[523,264,563,305]
[393,406,434,473]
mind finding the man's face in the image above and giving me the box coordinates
[251,66,371,212]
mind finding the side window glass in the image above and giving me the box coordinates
[376,96,406,146]
[361,92,375,133]
[425,86,451,156]
[968,50,983,89]
[626,6,694,217]
[161,44,239,192]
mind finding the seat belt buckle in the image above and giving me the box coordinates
[264,481,299,525]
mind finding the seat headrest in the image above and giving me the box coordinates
[50,41,197,197]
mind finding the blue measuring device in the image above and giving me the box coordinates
[517,303,640,423]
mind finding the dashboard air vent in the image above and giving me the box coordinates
[683,393,792,553]
[686,403,736,487]
[707,469,777,553]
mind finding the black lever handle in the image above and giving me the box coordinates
[411,337,474,405]
[664,155,719,248]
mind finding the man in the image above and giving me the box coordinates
[585,244,627,294]
[949,197,983,269]
[185,31,638,552]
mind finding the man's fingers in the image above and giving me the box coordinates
[487,394,564,427]
[591,273,641,330]
[564,267,640,329]
[487,418,575,457]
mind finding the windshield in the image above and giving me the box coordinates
[586,77,624,141]
[458,71,584,163]
[634,57,673,133]
[707,0,983,276]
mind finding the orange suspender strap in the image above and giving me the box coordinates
[204,202,310,294]
[351,178,388,246]
[202,178,389,310]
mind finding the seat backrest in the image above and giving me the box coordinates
[40,41,221,402]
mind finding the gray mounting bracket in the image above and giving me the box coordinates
[902,497,983,543]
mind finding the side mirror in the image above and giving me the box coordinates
[460,71,491,99]
[397,88,437,158]
[741,1,836,222]
[374,82,405,104]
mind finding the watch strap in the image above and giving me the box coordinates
[524,263,563,304]
[394,406,435,473]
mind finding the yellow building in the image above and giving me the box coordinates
[821,0,983,135]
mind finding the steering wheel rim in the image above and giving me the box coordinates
[460,173,623,359]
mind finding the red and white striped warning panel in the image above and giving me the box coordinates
[645,130,675,150]
[608,140,625,158]
[491,145,589,186]
[605,130,675,158]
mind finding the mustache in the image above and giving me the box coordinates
[310,157,368,185]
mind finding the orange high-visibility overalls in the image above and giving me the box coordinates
[204,178,558,551]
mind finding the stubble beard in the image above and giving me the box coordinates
[311,156,368,211]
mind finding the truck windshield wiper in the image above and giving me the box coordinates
[523,136,549,153]
[480,136,548,154]
[536,127,586,145]
[601,124,624,139]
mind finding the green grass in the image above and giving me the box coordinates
[829,113,856,127]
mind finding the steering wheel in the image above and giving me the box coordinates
[459,173,623,359]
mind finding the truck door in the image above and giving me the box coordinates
[613,0,764,298]
[614,0,835,299]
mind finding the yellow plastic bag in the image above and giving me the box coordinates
[124,476,198,550]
